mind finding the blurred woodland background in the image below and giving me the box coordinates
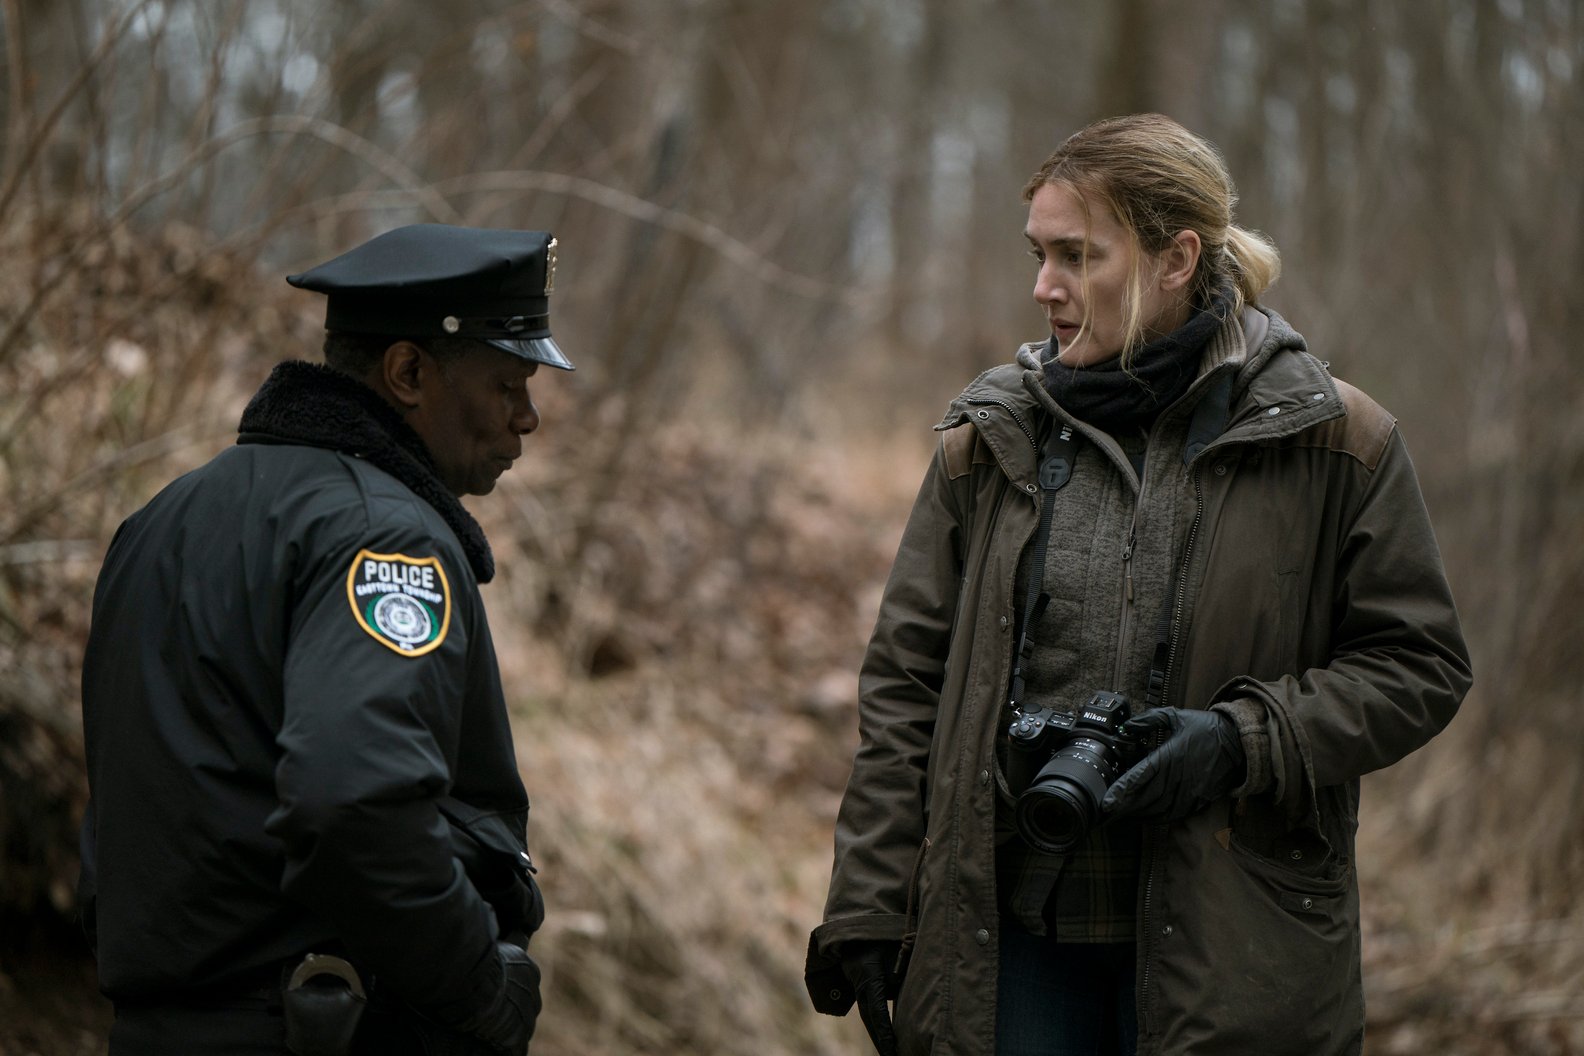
[0,0,1580,1053]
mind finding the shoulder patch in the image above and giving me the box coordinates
[942,424,997,480]
[942,424,975,480]
[1297,378,1397,471]
[346,549,451,656]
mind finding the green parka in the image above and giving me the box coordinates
[809,307,1471,1055]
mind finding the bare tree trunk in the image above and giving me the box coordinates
[1096,0,1153,116]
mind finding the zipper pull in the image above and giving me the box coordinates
[1122,534,1135,603]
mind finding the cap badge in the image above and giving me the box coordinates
[442,316,460,334]
[544,238,558,295]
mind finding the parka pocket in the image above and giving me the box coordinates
[1227,835,1349,932]
[1153,827,1362,1053]
[1228,796,1348,887]
[1225,794,1349,935]
[438,797,544,941]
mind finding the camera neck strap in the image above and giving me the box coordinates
[1008,420,1081,716]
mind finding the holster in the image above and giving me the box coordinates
[283,954,368,1056]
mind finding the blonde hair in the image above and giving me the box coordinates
[1023,114,1280,363]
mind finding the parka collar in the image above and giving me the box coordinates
[935,362,1046,494]
[933,306,1346,488]
[236,360,496,583]
[1219,307,1345,447]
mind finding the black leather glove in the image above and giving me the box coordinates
[840,941,900,1056]
[1102,708,1246,821]
[466,942,542,1056]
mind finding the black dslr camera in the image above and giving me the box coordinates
[1007,691,1135,854]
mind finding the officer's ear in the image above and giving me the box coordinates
[379,341,429,412]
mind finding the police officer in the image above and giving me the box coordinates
[77,224,571,1055]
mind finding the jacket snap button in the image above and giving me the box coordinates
[1312,393,1325,401]
[1289,849,1303,861]
[975,929,990,945]
[1161,924,1173,937]
[999,615,1009,628]
[977,409,990,419]
[1266,406,1281,417]
[829,987,844,1001]
[1213,463,1227,476]
[980,769,990,786]
[1025,483,1037,493]
[1301,898,1314,910]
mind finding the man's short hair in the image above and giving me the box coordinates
[322,332,478,376]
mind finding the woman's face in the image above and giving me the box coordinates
[1025,182,1189,367]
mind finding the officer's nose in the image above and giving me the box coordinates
[513,391,540,435]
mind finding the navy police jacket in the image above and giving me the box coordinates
[78,362,541,1026]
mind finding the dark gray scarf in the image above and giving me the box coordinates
[1042,285,1234,431]
[236,360,495,583]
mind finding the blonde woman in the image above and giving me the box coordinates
[807,114,1471,1056]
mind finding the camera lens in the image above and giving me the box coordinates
[1014,737,1118,854]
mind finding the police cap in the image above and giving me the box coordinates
[287,224,573,370]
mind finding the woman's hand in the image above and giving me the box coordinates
[840,941,901,1056]
[1102,708,1246,821]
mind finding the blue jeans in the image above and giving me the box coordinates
[996,923,1138,1056]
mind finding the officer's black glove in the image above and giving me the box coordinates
[840,941,900,1056]
[1102,708,1245,822]
[467,942,542,1056]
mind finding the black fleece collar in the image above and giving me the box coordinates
[1042,283,1235,432]
[236,360,495,583]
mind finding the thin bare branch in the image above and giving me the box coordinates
[109,113,465,227]
[0,422,215,548]
[432,170,861,303]
[539,0,642,57]
[0,113,464,365]
[0,0,155,221]
[0,538,99,565]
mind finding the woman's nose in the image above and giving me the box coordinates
[1033,263,1066,305]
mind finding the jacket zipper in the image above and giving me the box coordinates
[966,397,1038,453]
[1113,520,1137,691]
[1139,822,1160,1034]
